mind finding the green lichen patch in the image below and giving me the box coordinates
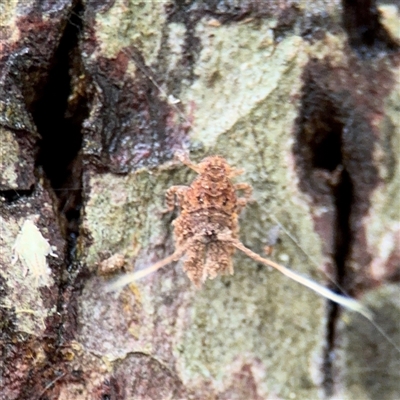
[80,165,195,269]
[95,0,170,65]
[181,18,304,147]
[0,128,19,188]
[336,284,400,400]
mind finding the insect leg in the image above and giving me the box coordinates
[174,150,202,174]
[163,185,189,213]
[234,182,253,212]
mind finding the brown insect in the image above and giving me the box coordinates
[107,152,370,318]
[163,152,251,287]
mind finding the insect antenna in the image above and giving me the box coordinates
[105,244,188,292]
[218,233,373,320]
[106,233,203,292]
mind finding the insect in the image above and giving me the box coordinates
[106,152,370,319]
[162,151,251,287]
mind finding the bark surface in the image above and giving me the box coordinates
[1,1,399,399]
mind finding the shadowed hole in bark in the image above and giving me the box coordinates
[15,2,90,398]
[294,76,355,397]
[325,168,353,397]
[0,187,35,203]
[30,1,89,261]
[342,0,399,56]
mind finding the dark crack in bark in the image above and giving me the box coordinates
[342,0,399,56]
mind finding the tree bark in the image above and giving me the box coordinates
[1,1,399,399]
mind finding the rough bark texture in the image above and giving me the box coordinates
[0,1,399,399]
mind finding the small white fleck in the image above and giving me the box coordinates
[168,94,181,105]
[278,253,290,263]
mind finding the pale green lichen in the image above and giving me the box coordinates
[337,284,400,400]
[365,79,400,281]
[165,22,187,76]
[378,4,400,41]
[0,0,19,43]
[80,165,195,268]
[0,128,19,187]
[180,19,304,147]
[95,0,170,65]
